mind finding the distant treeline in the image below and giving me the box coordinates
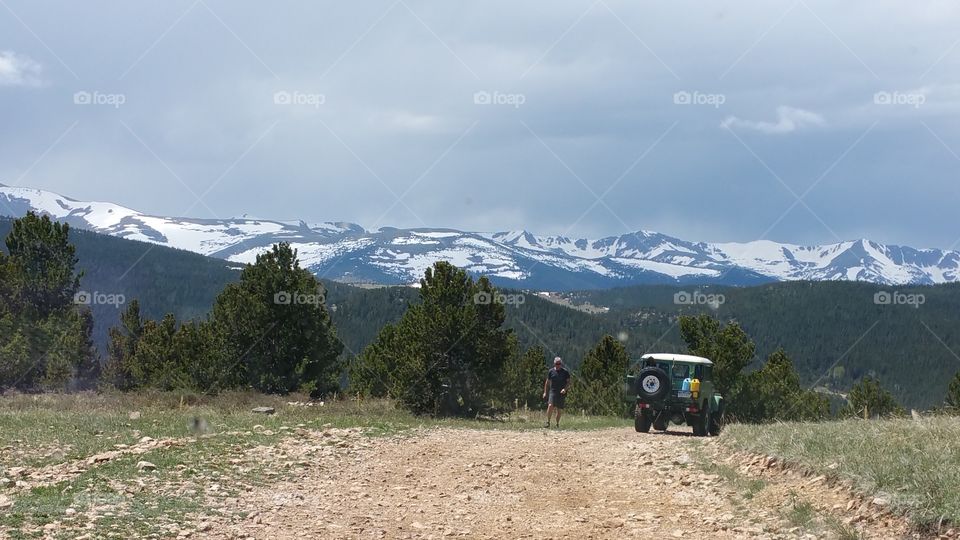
[3,214,960,413]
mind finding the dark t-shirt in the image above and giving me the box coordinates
[548,367,571,393]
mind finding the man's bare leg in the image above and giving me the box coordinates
[555,407,563,427]
[545,404,554,427]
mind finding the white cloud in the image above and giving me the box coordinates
[0,50,43,87]
[381,111,448,133]
[721,106,826,134]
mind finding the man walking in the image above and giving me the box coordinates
[543,356,570,428]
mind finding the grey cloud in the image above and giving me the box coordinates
[0,1,959,249]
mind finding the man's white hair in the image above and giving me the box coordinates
[554,356,562,363]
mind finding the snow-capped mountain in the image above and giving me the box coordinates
[2,183,958,290]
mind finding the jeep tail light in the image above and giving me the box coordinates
[638,403,651,409]
[685,406,699,413]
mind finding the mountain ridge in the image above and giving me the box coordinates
[2,184,957,290]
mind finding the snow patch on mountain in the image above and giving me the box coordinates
[3,184,959,289]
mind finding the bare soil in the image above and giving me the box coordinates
[209,427,921,539]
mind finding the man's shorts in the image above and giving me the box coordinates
[548,391,566,408]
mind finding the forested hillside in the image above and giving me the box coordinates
[570,282,960,408]
[0,217,241,350]
[6,217,956,409]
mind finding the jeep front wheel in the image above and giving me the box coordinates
[709,404,724,436]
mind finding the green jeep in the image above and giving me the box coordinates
[625,353,723,437]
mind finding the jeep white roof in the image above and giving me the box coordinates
[640,353,713,366]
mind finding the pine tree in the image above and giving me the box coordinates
[349,323,403,398]
[503,344,547,410]
[174,320,230,392]
[4,212,80,319]
[105,300,145,390]
[732,348,829,423]
[356,261,514,417]
[0,249,12,314]
[39,307,98,390]
[130,314,180,390]
[0,321,32,388]
[571,335,629,416]
[679,314,755,398]
[211,242,343,395]
[0,213,95,390]
[945,371,960,412]
[844,376,903,418]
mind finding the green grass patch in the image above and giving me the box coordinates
[823,514,866,540]
[783,491,816,528]
[721,417,960,527]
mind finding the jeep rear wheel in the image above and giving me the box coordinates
[652,412,667,431]
[634,411,651,433]
[693,406,710,437]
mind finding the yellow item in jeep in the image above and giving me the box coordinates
[690,378,701,398]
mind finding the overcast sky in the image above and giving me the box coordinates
[1,1,959,248]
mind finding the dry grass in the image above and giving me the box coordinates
[721,416,960,527]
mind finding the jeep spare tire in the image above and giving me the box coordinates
[635,367,670,401]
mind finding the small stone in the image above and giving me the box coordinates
[602,519,625,528]
[872,497,890,507]
[0,495,12,509]
[0,478,14,488]
[137,461,157,472]
[128,411,142,420]
[87,451,120,465]
[252,407,276,415]
[806,475,826,486]
[65,508,77,516]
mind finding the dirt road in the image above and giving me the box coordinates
[208,426,914,540]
